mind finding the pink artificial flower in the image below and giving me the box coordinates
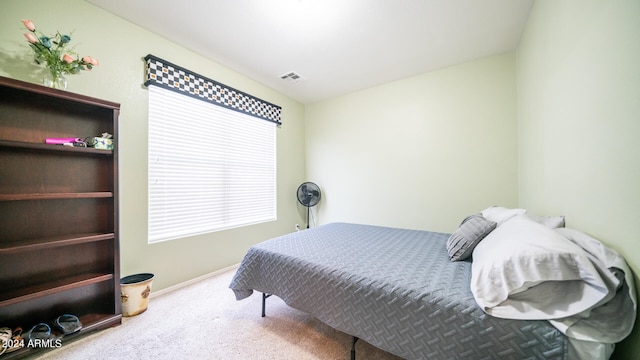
[83,56,99,66]
[62,54,75,64]
[24,33,38,44]
[22,19,35,31]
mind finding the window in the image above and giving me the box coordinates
[148,85,277,243]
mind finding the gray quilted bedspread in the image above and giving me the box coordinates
[229,223,568,360]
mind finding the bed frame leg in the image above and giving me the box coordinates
[261,294,358,359]
[261,293,272,317]
[351,336,358,360]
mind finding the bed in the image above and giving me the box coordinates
[229,209,636,360]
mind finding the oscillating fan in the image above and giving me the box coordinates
[296,182,321,229]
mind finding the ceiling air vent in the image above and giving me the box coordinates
[280,71,304,82]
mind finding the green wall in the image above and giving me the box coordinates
[306,53,519,233]
[0,0,307,291]
[517,0,640,358]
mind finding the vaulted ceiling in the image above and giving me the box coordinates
[88,0,535,104]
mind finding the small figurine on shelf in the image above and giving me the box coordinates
[86,132,114,150]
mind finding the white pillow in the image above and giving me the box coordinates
[529,214,566,229]
[471,215,611,320]
[480,206,526,225]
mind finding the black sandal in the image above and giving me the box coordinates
[25,323,57,341]
[53,314,82,335]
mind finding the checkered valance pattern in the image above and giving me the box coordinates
[144,54,282,125]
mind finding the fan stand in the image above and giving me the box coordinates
[297,182,321,229]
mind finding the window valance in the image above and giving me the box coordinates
[144,54,282,125]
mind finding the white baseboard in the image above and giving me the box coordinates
[150,263,239,298]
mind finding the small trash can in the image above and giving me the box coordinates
[120,273,155,317]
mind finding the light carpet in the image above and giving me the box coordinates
[27,268,402,360]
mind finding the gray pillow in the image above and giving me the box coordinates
[447,214,497,261]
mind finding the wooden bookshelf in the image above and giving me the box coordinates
[0,76,121,358]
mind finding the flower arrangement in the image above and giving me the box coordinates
[22,19,99,89]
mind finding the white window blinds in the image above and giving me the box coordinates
[148,85,277,243]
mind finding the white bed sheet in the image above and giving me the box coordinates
[470,214,636,359]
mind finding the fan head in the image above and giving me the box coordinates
[297,182,321,207]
